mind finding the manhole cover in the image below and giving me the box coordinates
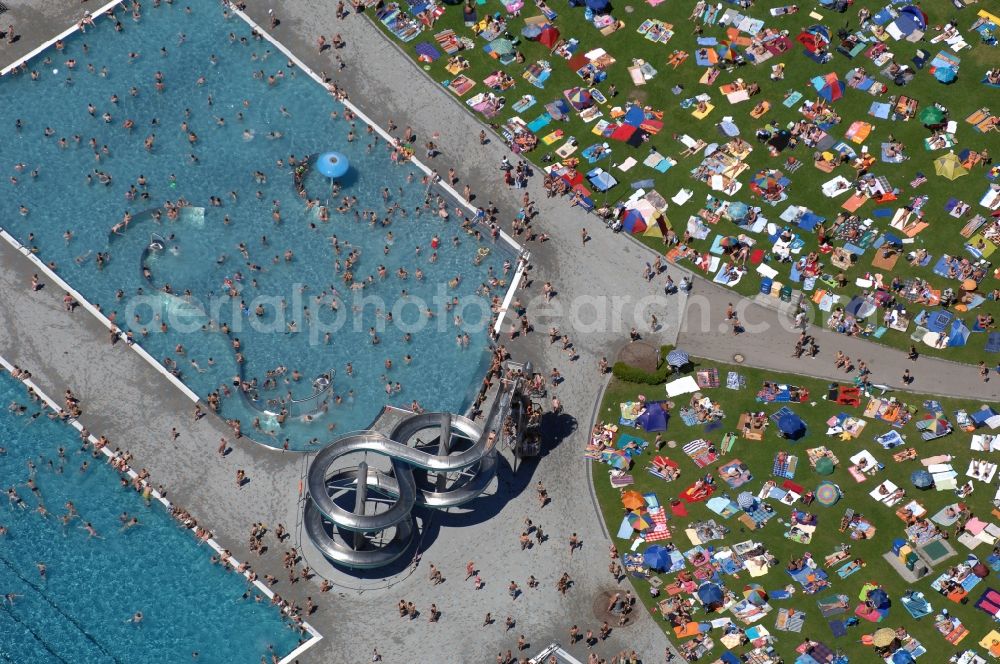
[733,353,745,363]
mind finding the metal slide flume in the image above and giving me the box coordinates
[303,411,500,569]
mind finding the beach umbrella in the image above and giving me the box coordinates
[918,106,945,126]
[621,490,646,511]
[715,41,738,63]
[872,628,896,648]
[488,38,515,57]
[697,582,724,608]
[910,470,934,489]
[316,152,350,179]
[727,201,749,221]
[815,457,835,476]
[566,87,594,111]
[737,491,757,509]
[606,450,631,469]
[627,510,653,531]
[778,413,806,440]
[815,482,840,506]
[917,415,951,435]
[743,584,768,606]
[666,349,690,368]
[973,561,990,578]
[892,651,916,664]
[868,588,891,610]
[934,66,957,84]
[643,545,671,571]
[934,152,968,180]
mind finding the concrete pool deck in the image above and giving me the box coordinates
[2,1,994,662]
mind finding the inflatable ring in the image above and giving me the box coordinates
[477,247,491,258]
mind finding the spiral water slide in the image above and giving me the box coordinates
[303,407,501,568]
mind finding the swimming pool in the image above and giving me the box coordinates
[0,2,515,450]
[0,369,303,663]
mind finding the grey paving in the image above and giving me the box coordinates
[673,275,1000,401]
[0,0,94,73]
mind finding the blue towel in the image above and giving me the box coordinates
[526,113,552,132]
[870,102,891,119]
[829,620,847,638]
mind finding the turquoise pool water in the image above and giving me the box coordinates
[0,3,512,450]
[0,371,302,663]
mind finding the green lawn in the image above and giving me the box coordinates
[591,359,1000,661]
[371,0,1000,364]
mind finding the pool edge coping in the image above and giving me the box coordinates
[0,352,324,664]
[0,0,126,76]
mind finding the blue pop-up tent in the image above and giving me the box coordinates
[585,0,611,14]
[947,319,970,347]
[636,402,669,432]
[778,413,807,440]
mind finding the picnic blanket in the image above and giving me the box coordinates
[683,439,718,467]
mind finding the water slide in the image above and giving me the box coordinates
[305,384,513,568]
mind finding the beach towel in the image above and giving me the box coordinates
[817,595,850,617]
[775,608,805,632]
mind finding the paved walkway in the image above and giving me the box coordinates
[675,277,999,401]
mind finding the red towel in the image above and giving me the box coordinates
[671,500,688,517]
[782,479,805,494]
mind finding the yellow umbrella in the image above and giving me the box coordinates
[871,628,896,648]
[934,152,968,180]
[621,490,646,511]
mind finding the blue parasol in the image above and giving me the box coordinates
[316,152,350,179]
[666,349,690,368]
[934,67,957,84]
[910,470,934,489]
[643,545,671,571]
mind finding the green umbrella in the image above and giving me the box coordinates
[815,457,836,476]
[918,106,945,125]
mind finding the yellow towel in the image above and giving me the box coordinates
[692,104,715,119]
